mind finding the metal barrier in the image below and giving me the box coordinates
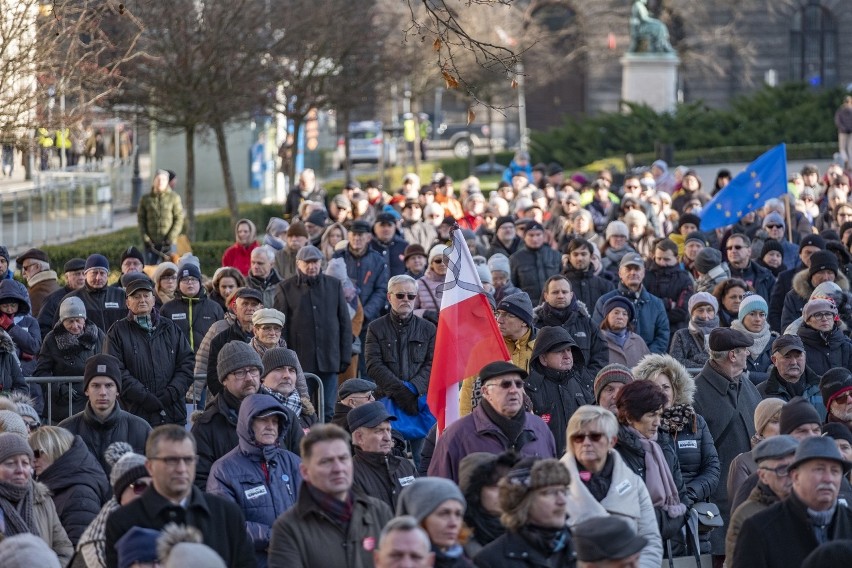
[304,372,325,424]
[25,376,83,425]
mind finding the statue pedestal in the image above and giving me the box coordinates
[620,53,680,113]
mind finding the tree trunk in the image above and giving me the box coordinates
[213,121,240,226]
[184,126,196,241]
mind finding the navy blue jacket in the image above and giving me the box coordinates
[333,247,388,322]
[592,284,670,354]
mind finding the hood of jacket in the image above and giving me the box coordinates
[38,436,107,494]
[236,393,291,457]
[632,354,695,406]
[235,217,257,243]
[0,328,16,354]
[792,268,850,300]
[530,324,585,367]
[0,279,31,315]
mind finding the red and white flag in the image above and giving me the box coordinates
[427,227,510,435]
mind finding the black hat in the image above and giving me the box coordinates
[16,248,49,265]
[350,220,371,234]
[495,215,515,230]
[496,292,534,328]
[779,396,822,435]
[531,326,584,366]
[603,295,635,321]
[694,247,722,274]
[799,234,826,253]
[478,361,528,385]
[85,254,109,272]
[525,221,545,233]
[83,353,122,392]
[338,378,377,400]
[347,401,396,431]
[295,246,323,262]
[177,263,202,282]
[820,368,852,410]
[374,212,397,226]
[260,347,301,381]
[572,516,648,562]
[803,540,852,568]
[752,434,798,463]
[772,334,805,355]
[678,213,702,230]
[120,246,144,265]
[233,287,264,303]
[684,231,707,247]
[708,327,754,351]
[823,423,852,447]
[305,210,328,227]
[0,246,8,263]
[808,250,839,280]
[760,239,784,260]
[403,244,427,262]
[124,275,154,296]
[788,435,852,473]
[63,258,86,273]
[546,162,564,176]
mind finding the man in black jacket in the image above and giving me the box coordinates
[60,254,126,333]
[59,354,151,474]
[105,425,255,568]
[767,235,824,332]
[371,213,409,277]
[38,257,86,338]
[733,436,852,568]
[561,238,615,310]
[331,378,377,432]
[349,401,417,509]
[206,287,262,396]
[725,233,776,302]
[509,221,561,302]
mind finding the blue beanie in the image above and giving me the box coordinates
[116,527,159,568]
[84,253,109,272]
[738,293,768,321]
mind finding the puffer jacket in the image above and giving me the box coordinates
[161,289,225,352]
[352,446,418,510]
[643,264,695,334]
[756,365,825,421]
[137,187,184,245]
[221,218,259,276]
[103,310,195,426]
[593,285,670,354]
[34,319,104,422]
[0,328,28,395]
[0,279,41,375]
[194,311,236,376]
[36,435,110,545]
[365,312,436,397]
[333,247,389,322]
[206,394,302,568]
[532,299,608,385]
[525,326,594,455]
[780,269,850,330]
[796,322,852,378]
[561,265,615,313]
[509,245,562,302]
[414,269,443,314]
[725,482,779,562]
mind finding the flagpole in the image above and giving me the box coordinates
[784,194,793,243]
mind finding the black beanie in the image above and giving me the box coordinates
[760,239,784,260]
[779,396,821,435]
[679,214,701,230]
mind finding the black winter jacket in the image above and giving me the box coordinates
[34,320,104,422]
[525,362,593,457]
[487,236,521,259]
[371,232,409,277]
[0,330,28,395]
[37,436,110,545]
[532,301,608,385]
[59,402,151,474]
[473,530,576,568]
[756,365,825,421]
[161,290,224,353]
[103,311,195,426]
[728,261,775,307]
[365,312,436,397]
[797,323,852,378]
[205,320,251,396]
[767,264,801,332]
[510,245,562,302]
[643,264,695,334]
[666,413,720,505]
[59,285,126,333]
[352,446,418,509]
[37,285,75,339]
[561,266,615,314]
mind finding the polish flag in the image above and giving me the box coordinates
[427,226,511,435]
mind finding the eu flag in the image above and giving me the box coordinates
[699,143,788,231]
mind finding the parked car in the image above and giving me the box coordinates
[334,121,397,168]
[428,122,502,159]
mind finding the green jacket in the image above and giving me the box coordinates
[137,189,185,244]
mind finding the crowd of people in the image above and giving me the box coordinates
[0,157,850,566]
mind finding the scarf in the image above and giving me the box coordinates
[480,398,525,447]
[577,453,614,502]
[603,328,629,348]
[517,524,569,556]
[627,426,686,518]
[730,319,773,359]
[466,504,504,546]
[54,321,99,351]
[808,504,836,545]
[660,404,695,435]
[536,302,574,327]
[131,307,160,333]
[688,315,720,350]
[306,482,353,528]
[221,389,243,425]
[0,479,36,537]
[76,497,118,568]
[250,335,286,358]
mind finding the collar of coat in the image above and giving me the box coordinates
[27,270,58,287]
[471,404,539,441]
[140,484,210,518]
[698,360,744,395]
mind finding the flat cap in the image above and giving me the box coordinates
[233,287,264,303]
[708,327,754,351]
[350,220,371,234]
[347,401,396,431]
[338,378,377,401]
[772,334,805,355]
[124,275,154,296]
[478,361,528,385]
[619,252,645,268]
[63,258,86,273]
[752,434,798,463]
[374,212,397,225]
[788,435,852,473]
[295,246,323,262]
[572,516,648,562]
[16,248,49,264]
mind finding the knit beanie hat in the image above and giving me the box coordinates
[603,295,635,321]
[177,263,202,282]
[762,212,785,228]
[684,231,707,247]
[14,400,38,427]
[0,411,28,438]
[499,458,571,515]
[823,422,852,447]
[396,477,466,521]
[802,540,852,568]
[820,368,852,410]
[120,246,145,266]
[158,525,226,568]
[753,398,785,437]
[688,291,719,314]
[0,432,33,463]
[811,281,843,302]
[117,527,160,568]
[59,296,86,322]
[802,298,837,322]
[84,253,109,273]
[0,246,8,264]
[496,292,534,328]
[738,293,768,321]
[177,253,201,270]
[110,446,149,498]
[808,251,839,280]
[260,347,301,381]
[605,221,629,239]
[287,222,309,238]
[476,262,493,285]
[594,364,634,403]
[694,247,722,274]
[679,214,702,231]
[217,340,263,380]
[760,239,784,260]
[0,533,61,568]
[779,396,822,435]
[428,244,448,264]
[83,353,123,393]
[487,253,511,275]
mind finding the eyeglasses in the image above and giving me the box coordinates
[570,432,605,444]
[727,245,746,250]
[759,464,789,477]
[432,258,445,265]
[161,275,178,281]
[393,293,417,300]
[349,392,375,401]
[130,480,150,495]
[150,456,198,467]
[810,312,836,320]
[765,224,783,229]
[231,367,261,380]
[20,264,37,273]
[834,392,852,404]
[486,379,525,390]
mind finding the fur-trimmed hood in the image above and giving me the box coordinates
[631,353,695,406]
[792,268,850,300]
[0,328,15,355]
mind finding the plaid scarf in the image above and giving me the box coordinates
[306,482,353,528]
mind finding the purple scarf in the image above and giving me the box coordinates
[627,426,686,518]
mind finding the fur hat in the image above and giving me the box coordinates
[499,458,571,526]
[217,341,263,381]
[396,477,466,521]
[631,354,694,406]
[753,398,785,437]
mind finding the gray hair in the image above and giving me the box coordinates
[388,274,417,292]
[566,405,619,442]
[423,203,444,218]
[27,259,49,272]
[378,516,431,554]
[251,245,275,262]
[709,350,728,361]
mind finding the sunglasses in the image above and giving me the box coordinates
[487,379,525,390]
[834,392,852,404]
[432,258,445,265]
[570,432,605,444]
[765,224,783,229]
[393,293,417,300]
[33,449,45,459]
[130,480,150,495]
[727,245,746,250]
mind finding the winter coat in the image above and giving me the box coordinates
[757,365,825,421]
[402,220,436,251]
[332,247,389,322]
[0,329,28,395]
[732,491,852,568]
[473,529,576,568]
[691,360,762,555]
[727,451,757,508]
[37,284,75,339]
[371,232,409,277]
[781,269,850,330]
[59,401,151,475]
[695,264,731,294]
[728,260,775,304]
[103,311,195,426]
[59,285,127,334]
[274,247,300,283]
[592,285,670,354]
[206,394,303,568]
[509,245,562,302]
[602,329,651,368]
[352,446,418,510]
[561,266,615,314]
[532,301,608,385]
[37,436,110,545]
[105,485,255,568]
[274,273,353,375]
[365,312,435,398]
[414,269,443,314]
[427,404,556,483]
[34,320,105,422]
[248,270,283,309]
[741,329,777,385]
[668,327,709,370]
[161,289,224,353]
[486,236,521,259]
[193,311,235,376]
[222,220,260,276]
[267,486,393,568]
[643,264,694,334]
[137,187,185,245]
[0,279,41,375]
[797,322,852,378]
[725,482,779,563]
[768,264,802,332]
[562,451,662,568]
[27,270,61,317]
[205,319,251,396]
[32,480,74,565]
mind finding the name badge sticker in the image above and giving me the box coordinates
[171,313,187,320]
[678,440,698,450]
[244,485,268,500]
[105,302,120,309]
[616,480,632,495]
[399,475,415,487]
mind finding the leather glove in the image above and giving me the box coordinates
[391,384,420,415]
[0,313,14,330]
[141,393,164,413]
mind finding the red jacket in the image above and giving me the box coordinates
[221,242,258,276]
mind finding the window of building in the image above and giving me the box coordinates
[790,0,837,87]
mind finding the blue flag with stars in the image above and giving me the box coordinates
[699,143,788,231]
